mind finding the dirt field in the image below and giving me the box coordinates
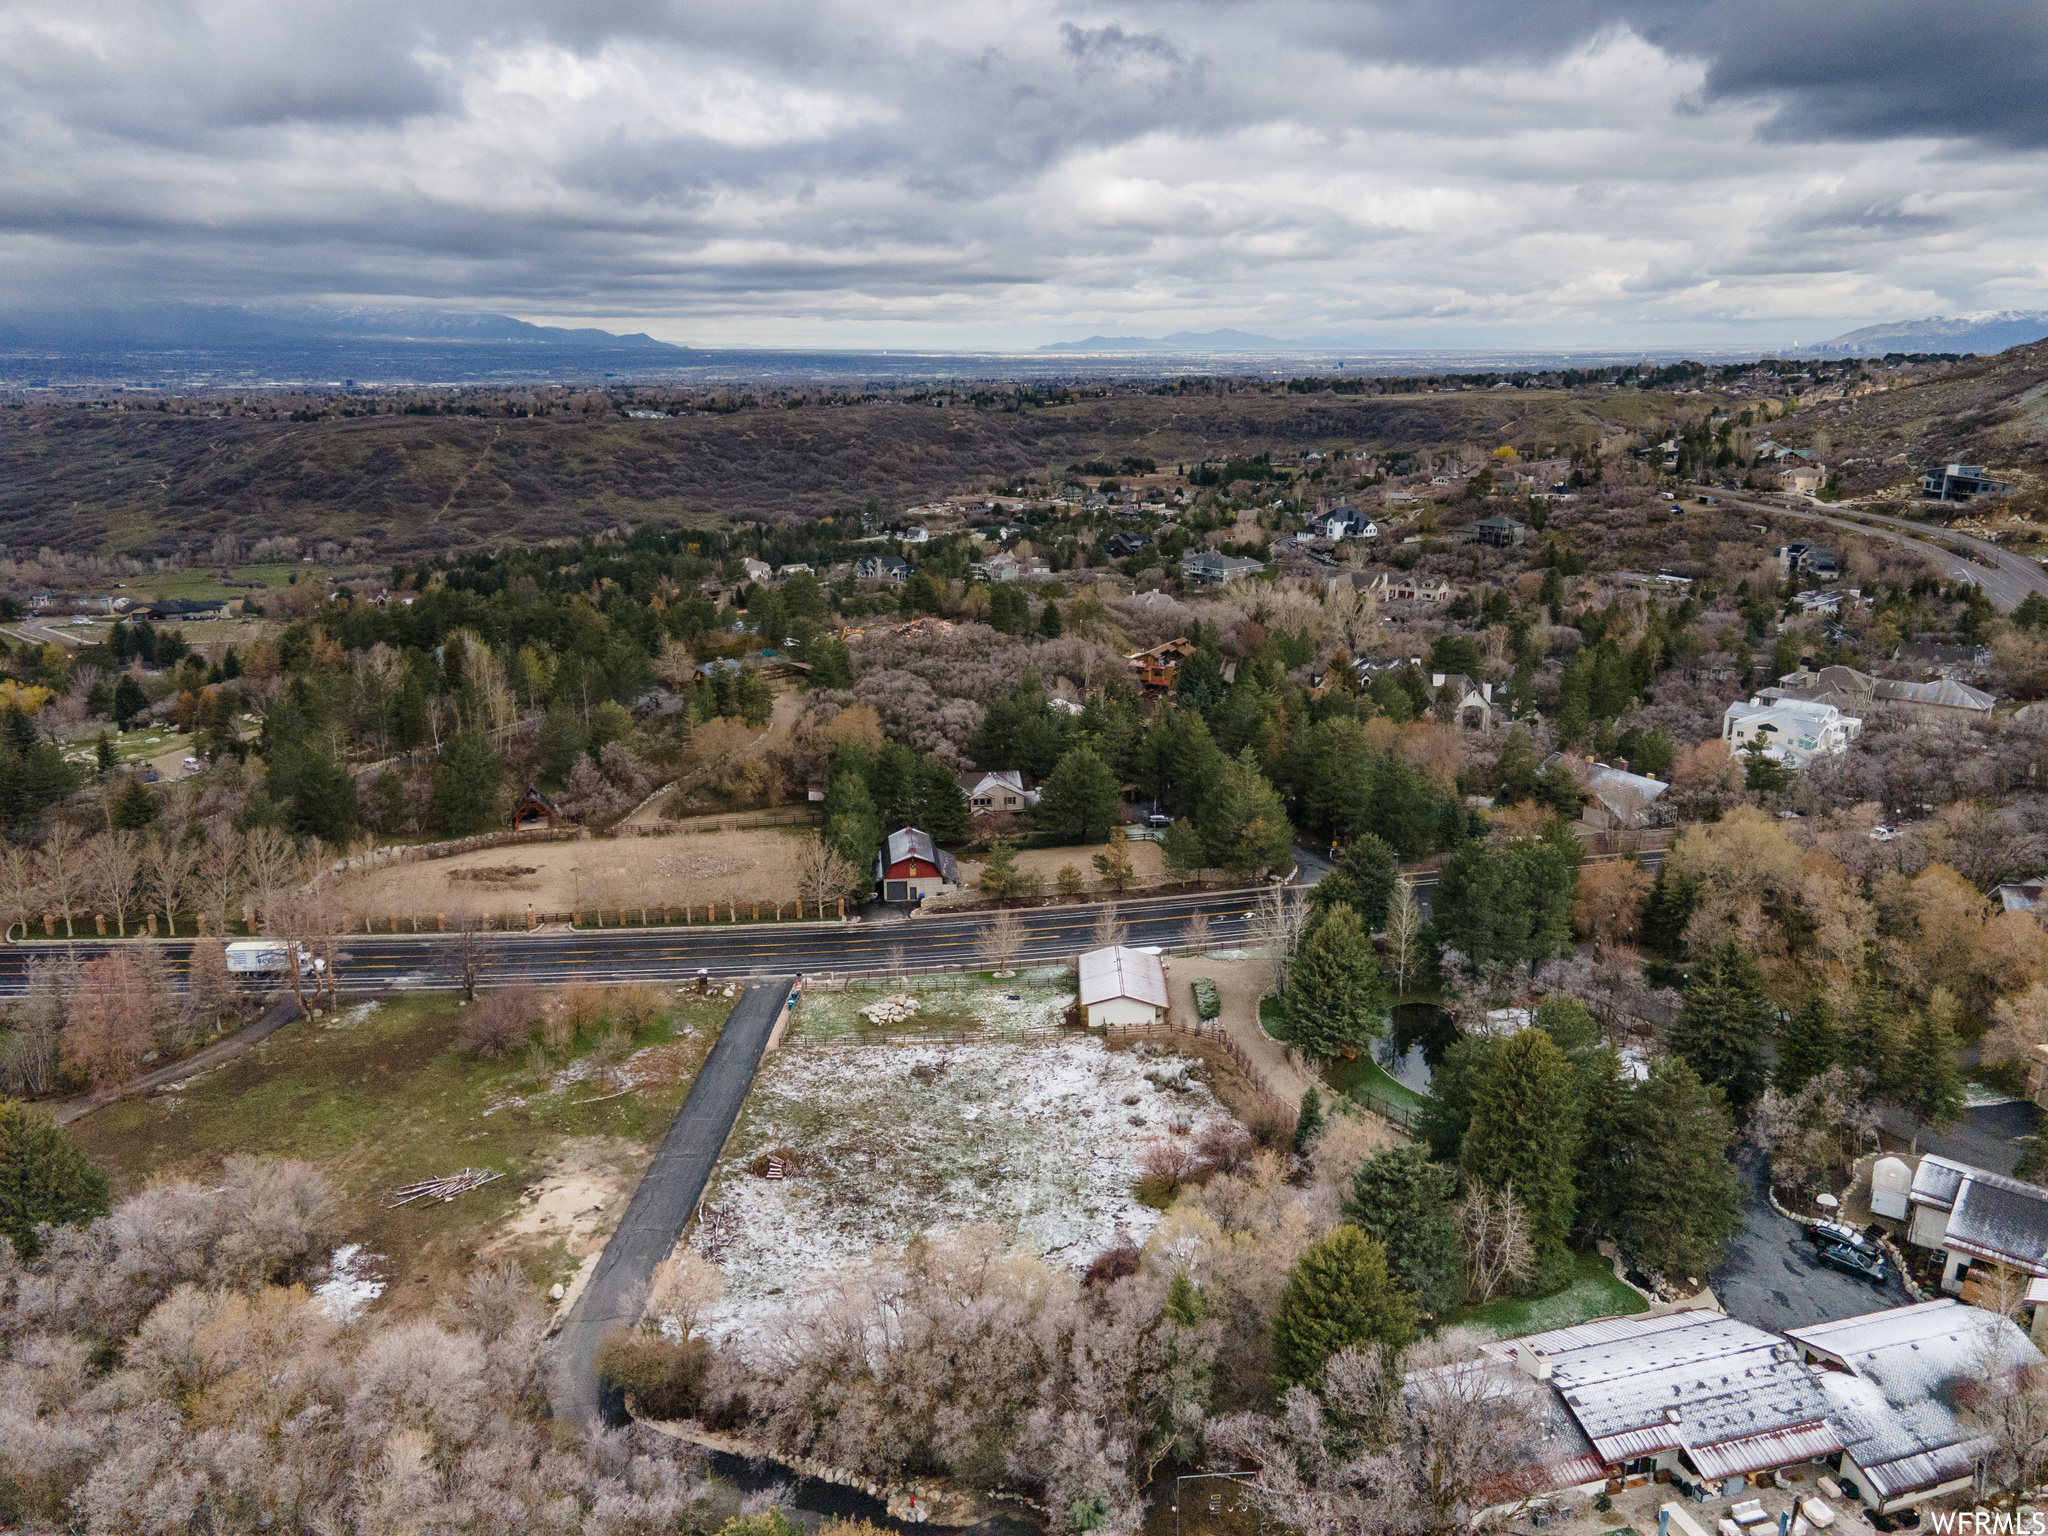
[926,837,1169,908]
[339,823,815,920]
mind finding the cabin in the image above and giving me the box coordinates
[511,785,559,831]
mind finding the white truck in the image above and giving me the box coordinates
[224,940,325,977]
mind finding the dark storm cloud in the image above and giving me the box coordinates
[0,0,2042,346]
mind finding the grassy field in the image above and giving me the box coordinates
[69,987,733,1312]
[140,563,337,600]
[60,726,193,768]
[1445,1250,1649,1338]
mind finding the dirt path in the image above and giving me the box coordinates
[47,994,302,1126]
[1166,953,1324,1105]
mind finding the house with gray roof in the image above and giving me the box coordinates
[1180,551,1265,585]
[1906,1153,2048,1338]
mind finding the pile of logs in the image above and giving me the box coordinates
[386,1168,502,1207]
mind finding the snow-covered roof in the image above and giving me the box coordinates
[1078,946,1169,1010]
[1789,1301,2040,1503]
[1505,1310,1841,1476]
[1909,1154,1972,1212]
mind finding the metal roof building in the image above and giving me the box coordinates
[1077,946,1169,1027]
[1492,1310,1843,1485]
[1787,1300,2044,1511]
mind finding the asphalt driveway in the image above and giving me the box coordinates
[1709,1151,1906,1333]
[550,975,795,1430]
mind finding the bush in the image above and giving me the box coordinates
[457,984,541,1059]
[1192,977,1221,1020]
[596,1328,711,1420]
[1083,1242,1142,1288]
[1245,1096,1298,1153]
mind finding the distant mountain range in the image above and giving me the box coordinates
[1814,311,2048,355]
[0,303,685,351]
[1037,328,1288,352]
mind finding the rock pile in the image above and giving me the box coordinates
[860,993,920,1024]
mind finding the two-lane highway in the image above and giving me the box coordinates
[1725,493,2048,613]
[0,849,1665,996]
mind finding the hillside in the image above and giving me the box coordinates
[0,387,1659,557]
[1768,338,2048,501]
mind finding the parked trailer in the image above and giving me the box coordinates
[224,940,324,976]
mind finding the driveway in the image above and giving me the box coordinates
[1709,1151,1906,1333]
[550,976,795,1430]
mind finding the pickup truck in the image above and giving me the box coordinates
[224,940,326,977]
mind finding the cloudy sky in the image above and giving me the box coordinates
[2,0,2044,351]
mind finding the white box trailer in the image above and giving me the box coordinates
[224,940,324,976]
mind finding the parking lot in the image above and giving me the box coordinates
[1709,1152,1908,1333]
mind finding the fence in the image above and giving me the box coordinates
[1351,1087,1423,1132]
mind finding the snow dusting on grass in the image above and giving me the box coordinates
[694,979,1233,1348]
[313,1244,385,1321]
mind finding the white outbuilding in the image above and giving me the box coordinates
[1078,946,1170,1028]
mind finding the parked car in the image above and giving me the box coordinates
[1813,1240,1888,1286]
[1804,1217,1875,1254]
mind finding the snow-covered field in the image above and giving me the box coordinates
[691,980,1234,1347]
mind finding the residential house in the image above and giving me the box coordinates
[957,769,1038,817]
[1127,638,1196,689]
[874,827,961,904]
[1906,1155,2048,1337]
[1895,641,1990,676]
[776,563,814,579]
[1921,463,2014,501]
[1995,877,2047,917]
[1573,759,1670,829]
[1322,507,1377,541]
[1390,574,1455,604]
[1777,542,1837,579]
[854,554,909,582]
[1721,696,1860,766]
[1429,672,1494,731]
[1786,1300,2046,1514]
[740,557,773,583]
[1769,664,1994,724]
[1103,532,1148,558]
[1782,463,1826,495]
[1470,514,1528,549]
[983,552,1024,582]
[896,527,931,544]
[1180,551,1265,585]
[1077,946,1169,1028]
[138,597,229,621]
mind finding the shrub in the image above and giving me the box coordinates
[457,983,541,1059]
[1196,1119,1255,1177]
[1083,1242,1142,1288]
[1245,1096,1298,1153]
[596,1328,711,1420]
[1192,977,1221,1020]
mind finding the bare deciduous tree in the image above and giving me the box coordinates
[1180,910,1210,954]
[62,949,154,1089]
[1457,1182,1536,1304]
[645,1250,726,1338]
[1091,901,1129,951]
[977,907,1024,975]
[84,829,142,937]
[38,819,86,938]
[792,833,860,916]
[144,826,199,937]
[1248,885,1305,994]
[241,825,301,929]
[1,957,68,1095]
[447,912,492,1002]
[0,846,40,941]
[1385,878,1425,996]
[198,825,245,935]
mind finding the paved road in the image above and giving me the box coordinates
[1722,493,2048,612]
[1709,1151,1906,1334]
[0,850,1662,997]
[551,976,795,1430]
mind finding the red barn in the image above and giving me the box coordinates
[875,827,961,904]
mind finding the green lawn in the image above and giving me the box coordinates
[1444,1249,1649,1338]
[1258,995,1423,1110]
[69,989,732,1307]
[139,563,338,601]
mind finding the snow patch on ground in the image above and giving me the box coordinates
[693,1014,1233,1350]
[319,1002,379,1031]
[313,1244,385,1320]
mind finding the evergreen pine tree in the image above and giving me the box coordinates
[1283,905,1388,1060]
[1669,940,1773,1107]
[1461,1028,1582,1269]
[1038,600,1064,638]
[1341,1145,1463,1318]
[1271,1225,1414,1388]
[978,837,1024,901]
[1295,1087,1325,1152]
[430,727,505,836]
[1493,728,1538,804]
[1898,989,1967,1148]
[1609,1056,1742,1282]
[1775,995,1841,1094]
[538,697,587,782]
[1313,833,1398,931]
[0,1098,110,1260]
[1036,745,1120,844]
